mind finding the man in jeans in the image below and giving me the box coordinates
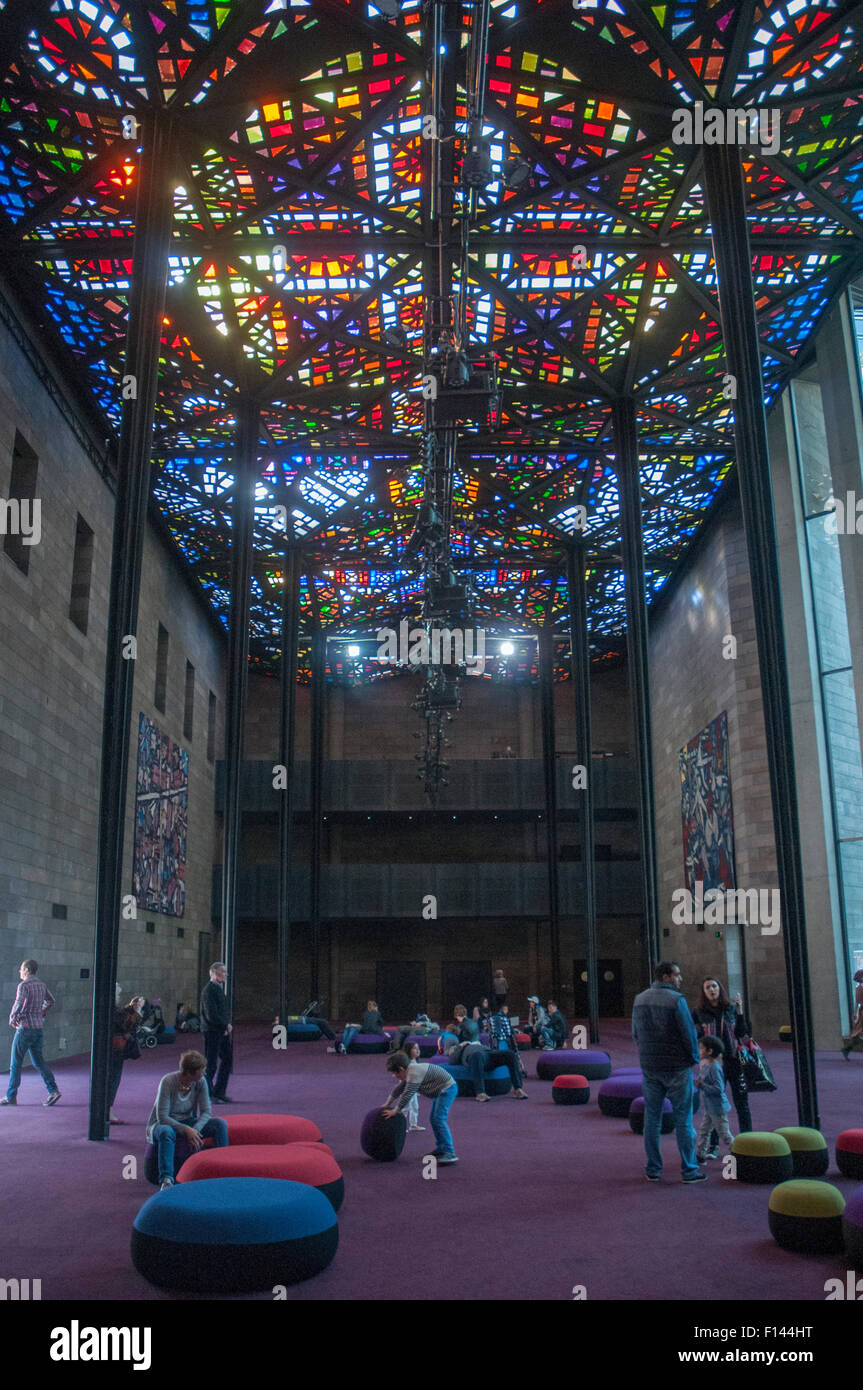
[632,961,704,1184]
[2,959,61,1107]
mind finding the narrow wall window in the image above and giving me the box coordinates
[155,623,169,713]
[184,660,195,741]
[207,689,217,762]
[69,514,94,633]
[3,431,39,575]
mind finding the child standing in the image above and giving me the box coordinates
[401,1040,426,1133]
[382,1051,458,1163]
[694,1035,734,1162]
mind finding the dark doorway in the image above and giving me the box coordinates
[442,960,492,1019]
[197,931,212,1006]
[376,961,427,1020]
[573,958,624,1017]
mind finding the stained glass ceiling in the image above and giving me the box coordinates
[2,0,863,674]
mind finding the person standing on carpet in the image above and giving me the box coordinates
[382,1051,459,1163]
[109,994,144,1124]
[694,1036,734,1163]
[492,969,508,1008]
[200,962,233,1103]
[147,1050,228,1189]
[690,977,752,1145]
[400,1040,426,1132]
[2,960,61,1107]
[632,961,704,1183]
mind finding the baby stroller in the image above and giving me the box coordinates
[136,998,166,1047]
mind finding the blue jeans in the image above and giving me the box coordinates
[6,1028,57,1099]
[429,1084,457,1157]
[341,1025,360,1051]
[153,1117,228,1183]
[642,1068,699,1178]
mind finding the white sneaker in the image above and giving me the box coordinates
[326,1046,336,1053]
[408,1125,426,1132]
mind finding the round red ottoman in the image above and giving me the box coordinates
[552,1075,590,1106]
[176,1141,344,1210]
[223,1113,322,1146]
[837,1129,863,1180]
[515,1032,531,1052]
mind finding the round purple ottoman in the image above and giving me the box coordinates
[344,1032,390,1055]
[629,1097,674,1135]
[598,1075,644,1117]
[552,1075,590,1106]
[360,1108,406,1161]
[842,1184,863,1267]
[536,1049,612,1081]
[144,1134,216,1186]
[611,1068,642,1077]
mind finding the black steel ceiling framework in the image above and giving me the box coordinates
[3,1,863,664]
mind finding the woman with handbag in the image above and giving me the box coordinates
[109,995,144,1124]
[691,978,752,1153]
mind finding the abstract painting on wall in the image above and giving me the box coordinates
[680,710,736,895]
[133,713,188,917]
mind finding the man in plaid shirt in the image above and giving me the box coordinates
[2,960,61,1106]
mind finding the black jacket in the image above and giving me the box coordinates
[691,1002,749,1074]
[200,979,230,1030]
[548,1010,567,1046]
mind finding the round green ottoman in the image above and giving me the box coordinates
[836,1130,863,1180]
[732,1132,793,1184]
[768,1180,845,1254]
[773,1127,829,1178]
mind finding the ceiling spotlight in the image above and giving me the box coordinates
[347,644,361,657]
[463,120,493,189]
[383,325,408,350]
[500,641,515,656]
[503,157,531,190]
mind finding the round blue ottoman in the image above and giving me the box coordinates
[361,1108,407,1160]
[536,1049,612,1081]
[629,1097,674,1135]
[345,1032,390,1055]
[598,1075,644,1117]
[131,1178,338,1291]
[438,1060,511,1097]
[156,1027,177,1045]
[286,1023,321,1042]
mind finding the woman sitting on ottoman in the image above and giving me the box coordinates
[146,1050,228,1190]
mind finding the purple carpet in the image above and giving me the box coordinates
[1,1021,860,1301]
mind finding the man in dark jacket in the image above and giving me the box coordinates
[541,1001,567,1050]
[632,961,703,1183]
[200,962,233,1103]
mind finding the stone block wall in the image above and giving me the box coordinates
[0,316,225,1063]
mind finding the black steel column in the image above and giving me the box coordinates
[89,114,173,1140]
[220,397,259,1021]
[309,613,326,1002]
[614,396,661,976]
[277,544,300,1024]
[540,616,561,1000]
[703,143,818,1128]
[567,545,599,1043]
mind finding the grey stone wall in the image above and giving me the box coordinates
[0,317,225,1064]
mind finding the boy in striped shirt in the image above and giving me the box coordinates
[382,1051,459,1164]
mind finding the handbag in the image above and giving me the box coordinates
[736,1035,777,1092]
[123,1033,141,1061]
